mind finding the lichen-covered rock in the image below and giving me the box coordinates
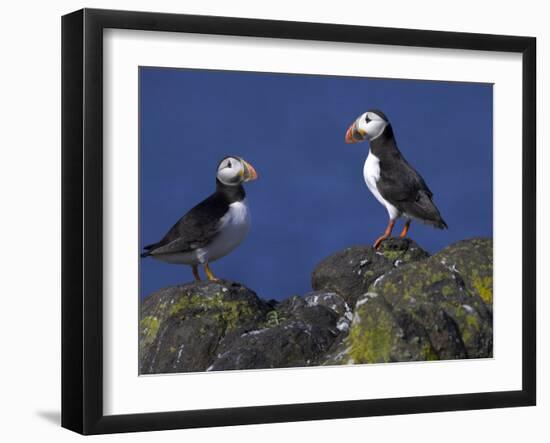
[140,284,348,373]
[207,303,342,371]
[331,238,493,365]
[311,238,429,306]
[433,238,493,308]
[139,281,270,374]
[140,237,493,373]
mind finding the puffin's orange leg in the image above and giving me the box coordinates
[204,262,219,281]
[374,219,396,249]
[192,265,201,281]
[399,219,411,238]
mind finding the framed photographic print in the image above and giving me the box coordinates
[61,8,536,435]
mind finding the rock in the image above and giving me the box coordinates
[139,237,493,373]
[303,291,351,317]
[311,238,429,305]
[139,280,270,374]
[207,291,350,371]
[208,303,342,371]
[433,238,493,309]
[303,291,354,333]
[140,283,348,373]
[332,238,493,365]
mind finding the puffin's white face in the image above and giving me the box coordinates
[345,111,389,144]
[217,156,258,186]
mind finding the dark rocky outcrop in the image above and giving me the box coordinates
[340,255,492,364]
[140,237,493,374]
[139,281,271,374]
[311,238,429,306]
[139,282,349,373]
[433,238,493,310]
[208,298,342,371]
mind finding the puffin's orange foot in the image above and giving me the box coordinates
[399,220,411,238]
[374,219,396,250]
[204,263,219,281]
[373,235,388,250]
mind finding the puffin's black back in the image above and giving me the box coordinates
[370,124,447,229]
[141,181,246,256]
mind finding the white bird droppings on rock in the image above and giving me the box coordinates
[355,292,378,309]
[373,274,385,287]
[336,318,350,332]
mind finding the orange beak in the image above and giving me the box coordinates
[345,124,356,143]
[345,122,367,144]
[241,159,258,182]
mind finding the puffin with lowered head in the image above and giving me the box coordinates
[141,156,258,281]
[345,110,447,249]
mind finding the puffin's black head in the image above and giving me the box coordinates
[345,110,390,144]
[216,156,258,186]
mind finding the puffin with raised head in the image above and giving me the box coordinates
[345,110,447,249]
[141,156,258,281]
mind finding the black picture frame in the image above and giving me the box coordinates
[62,8,536,435]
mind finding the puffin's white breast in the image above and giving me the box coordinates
[153,200,250,266]
[363,152,400,220]
[200,199,251,263]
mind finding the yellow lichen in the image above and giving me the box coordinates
[348,318,393,364]
[140,315,160,345]
[422,343,439,361]
[169,292,254,330]
[472,275,493,304]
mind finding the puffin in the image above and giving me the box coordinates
[345,110,447,249]
[141,156,258,281]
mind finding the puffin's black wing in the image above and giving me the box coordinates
[377,156,447,229]
[141,193,227,257]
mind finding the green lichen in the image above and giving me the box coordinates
[348,304,395,364]
[266,310,287,327]
[362,269,375,281]
[140,315,160,345]
[422,343,439,361]
[472,275,493,304]
[428,271,446,284]
[432,239,493,307]
[169,292,254,331]
[380,280,399,297]
[466,314,480,329]
[441,285,454,297]
[348,322,392,363]
[386,262,450,303]
[381,250,402,262]
[402,279,424,300]
[461,313,481,345]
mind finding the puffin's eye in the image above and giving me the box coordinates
[227,160,232,168]
[365,115,371,123]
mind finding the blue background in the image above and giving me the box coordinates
[140,67,493,301]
